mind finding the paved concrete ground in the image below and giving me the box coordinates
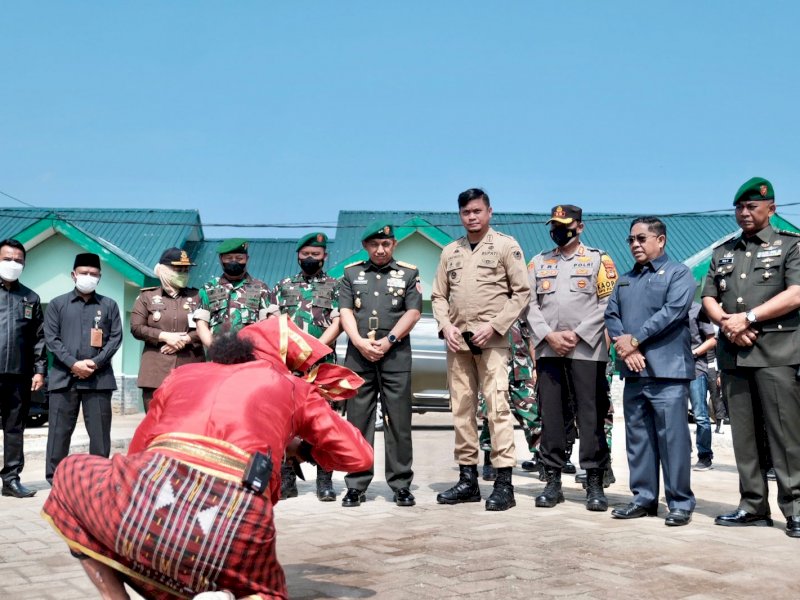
[1,384,797,599]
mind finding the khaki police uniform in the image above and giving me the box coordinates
[527,243,617,471]
[130,287,205,409]
[702,224,800,518]
[431,227,531,468]
[339,258,423,492]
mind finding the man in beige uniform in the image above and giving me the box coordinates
[432,188,531,511]
[527,204,617,512]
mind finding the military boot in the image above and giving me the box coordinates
[585,468,608,512]
[316,467,336,502]
[280,462,298,500]
[485,467,515,511]
[577,466,616,489]
[535,467,564,508]
[605,465,616,486]
[436,465,481,504]
[482,450,497,481]
[563,443,577,474]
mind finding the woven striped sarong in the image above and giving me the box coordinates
[42,452,286,599]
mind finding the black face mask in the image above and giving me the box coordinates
[550,226,577,247]
[222,261,246,277]
[299,257,323,276]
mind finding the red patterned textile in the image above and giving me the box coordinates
[42,334,374,598]
[43,452,285,599]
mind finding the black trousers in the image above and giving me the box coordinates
[0,375,31,484]
[141,388,156,413]
[45,389,112,484]
[723,366,800,518]
[537,357,610,470]
[345,368,413,492]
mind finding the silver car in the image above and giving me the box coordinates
[336,314,450,413]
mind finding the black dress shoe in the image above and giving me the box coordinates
[714,509,773,527]
[2,480,36,498]
[393,488,416,507]
[665,508,692,526]
[341,488,366,507]
[611,502,658,519]
[786,516,800,538]
[521,455,540,472]
[562,459,577,475]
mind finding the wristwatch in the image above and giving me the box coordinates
[387,333,399,344]
[745,310,758,324]
[630,336,639,348]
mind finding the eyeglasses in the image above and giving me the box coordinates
[626,234,659,245]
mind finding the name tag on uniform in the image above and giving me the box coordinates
[353,279,368,285]
[387,278,404,287]
[756,249,781,258]
[90,328,103,348]
[23,304,33,319]
[718,257,733,265]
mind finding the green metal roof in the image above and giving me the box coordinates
[0,208,203,284]
[330,210,745,273]
[4,206,793,290]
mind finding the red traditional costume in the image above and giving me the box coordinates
[42,315,372,600]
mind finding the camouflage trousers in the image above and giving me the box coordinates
[478,378,541,454]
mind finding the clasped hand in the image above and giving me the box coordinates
[719,312,758,347]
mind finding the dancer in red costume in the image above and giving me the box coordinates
[42,315,373,600]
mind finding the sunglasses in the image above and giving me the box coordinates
[626,234,659,245]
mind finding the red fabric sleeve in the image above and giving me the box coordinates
[294,387,373,474]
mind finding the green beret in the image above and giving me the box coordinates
[216,238,249,255]
[361,221,395,242]
[734,177,774,205]
[296,232,328,252]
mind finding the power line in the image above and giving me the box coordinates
[0,189,38,209]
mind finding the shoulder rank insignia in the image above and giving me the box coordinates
[344,260,365,269]
[396,260,417,270]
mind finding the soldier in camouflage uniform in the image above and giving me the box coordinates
[478,316,541,480]
[193,239,270,347]
[270,232,342,502]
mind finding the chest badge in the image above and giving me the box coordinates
[719,279,727,292]
[354,297,362,309]
[542,280,551,291]
[153,311,162,322]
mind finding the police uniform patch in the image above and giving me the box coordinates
[596,254,618,298]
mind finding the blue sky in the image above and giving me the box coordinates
[2,2,799,240]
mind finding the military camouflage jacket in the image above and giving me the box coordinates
[508,317,534,382]
[196,273,269,336]
[270,271,340,339]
